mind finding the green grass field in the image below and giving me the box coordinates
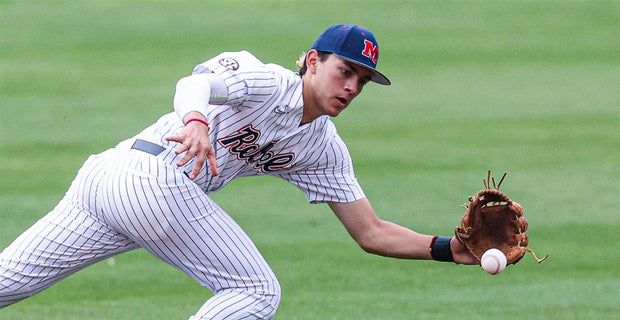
[1,0,618,319]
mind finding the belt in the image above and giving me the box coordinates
[131,139,165,156]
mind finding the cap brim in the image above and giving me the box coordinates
[336,54,391,86]
[369,70,391,86]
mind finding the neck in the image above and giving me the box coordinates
[300,76,320,124]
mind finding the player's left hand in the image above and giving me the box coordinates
[450,237,478,265]
[166,116,218,178]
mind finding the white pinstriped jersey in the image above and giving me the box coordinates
[1,50,362,316]
[125,51,365,204]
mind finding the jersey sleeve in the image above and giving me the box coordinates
[191,51,278,108]
[277,134,366,204]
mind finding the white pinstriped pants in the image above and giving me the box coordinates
[0,141,281,319]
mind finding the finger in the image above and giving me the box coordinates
[188,159,204,180]
[189,151,205,180]
[175,140,195,156]
[166,135,192,155]
[207,152,219,176]
[166,135,187,154]
[165,135,182,143]
[176,150,195,167]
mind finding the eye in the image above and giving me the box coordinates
[340,67,351,76]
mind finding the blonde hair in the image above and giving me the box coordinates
[295,51,306,70]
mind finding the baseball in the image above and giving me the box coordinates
[480,248,507,275]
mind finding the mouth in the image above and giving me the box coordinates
[336,97,348,107]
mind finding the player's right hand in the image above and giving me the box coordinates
[166,116,219,179]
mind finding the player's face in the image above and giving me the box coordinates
[303,51,372,120]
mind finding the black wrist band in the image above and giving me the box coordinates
[430,236,454,262]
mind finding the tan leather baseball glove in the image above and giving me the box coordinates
[455,171,548,265]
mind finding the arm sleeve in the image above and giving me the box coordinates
[173,73,229,120]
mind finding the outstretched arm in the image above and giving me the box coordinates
[328,198,477,264]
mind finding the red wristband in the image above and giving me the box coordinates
[184,118,209,127]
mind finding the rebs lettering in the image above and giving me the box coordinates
[217,125,296,173]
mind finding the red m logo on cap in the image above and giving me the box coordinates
[361,39,379,64]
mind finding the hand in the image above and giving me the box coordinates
[450,237,478,265]
[165,118,218,179]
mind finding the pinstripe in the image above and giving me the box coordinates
[101,149,279,295]
[0,152,138,306]
[1,50,362,318]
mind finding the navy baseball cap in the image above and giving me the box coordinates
[311,24,391,85]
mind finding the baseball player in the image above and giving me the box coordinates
[0,24,476,319]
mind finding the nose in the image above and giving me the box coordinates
[344,78,361,95]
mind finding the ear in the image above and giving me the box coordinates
[306,49,319,74]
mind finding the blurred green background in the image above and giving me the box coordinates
[1,1,618,319]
